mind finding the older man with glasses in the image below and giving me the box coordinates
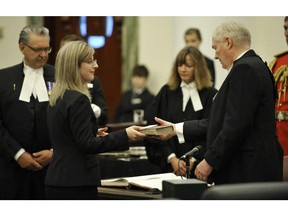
[0,25,55,199]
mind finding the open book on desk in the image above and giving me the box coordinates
[101,172,186,191]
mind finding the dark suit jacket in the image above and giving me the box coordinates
[145,84,217,173]
[89,76,108,126]
[204,56,216,87]
[45,90,129,187]
[205,50,283,184]
[0,62,55,198]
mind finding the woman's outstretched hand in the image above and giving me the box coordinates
[97,127,108,137]
[126,125,147,142]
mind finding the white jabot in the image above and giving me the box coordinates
[181,81,203,112]
[19,65,49,102]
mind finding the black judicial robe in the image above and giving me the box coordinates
[0,62,55,199]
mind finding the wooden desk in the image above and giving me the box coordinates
[98,187,162,200]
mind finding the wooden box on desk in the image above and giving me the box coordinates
[162,179,207,200]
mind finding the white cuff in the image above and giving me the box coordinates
[91,103,101,118]
[175,122,185,144]
[14,148,25,161]
[167,153,176,163]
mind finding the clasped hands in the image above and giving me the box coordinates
[17,150,52,171]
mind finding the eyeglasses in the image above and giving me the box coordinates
[24,43,52,54]
[83,59,97,66]
[86,59,97,64]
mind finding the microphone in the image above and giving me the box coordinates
[180,145,202,159]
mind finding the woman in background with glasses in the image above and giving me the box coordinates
[44,41,146,200]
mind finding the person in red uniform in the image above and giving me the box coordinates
[269,16,288,156]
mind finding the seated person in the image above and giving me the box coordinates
[112,65,155,123]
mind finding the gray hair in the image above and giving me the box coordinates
[212,21,251,47]
[18,25,50,44]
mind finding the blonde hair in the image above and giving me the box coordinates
[168,46,213,90]
[49,41,94,106]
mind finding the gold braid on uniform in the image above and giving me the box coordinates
[272,65,288,106]
[268,59,277,70]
